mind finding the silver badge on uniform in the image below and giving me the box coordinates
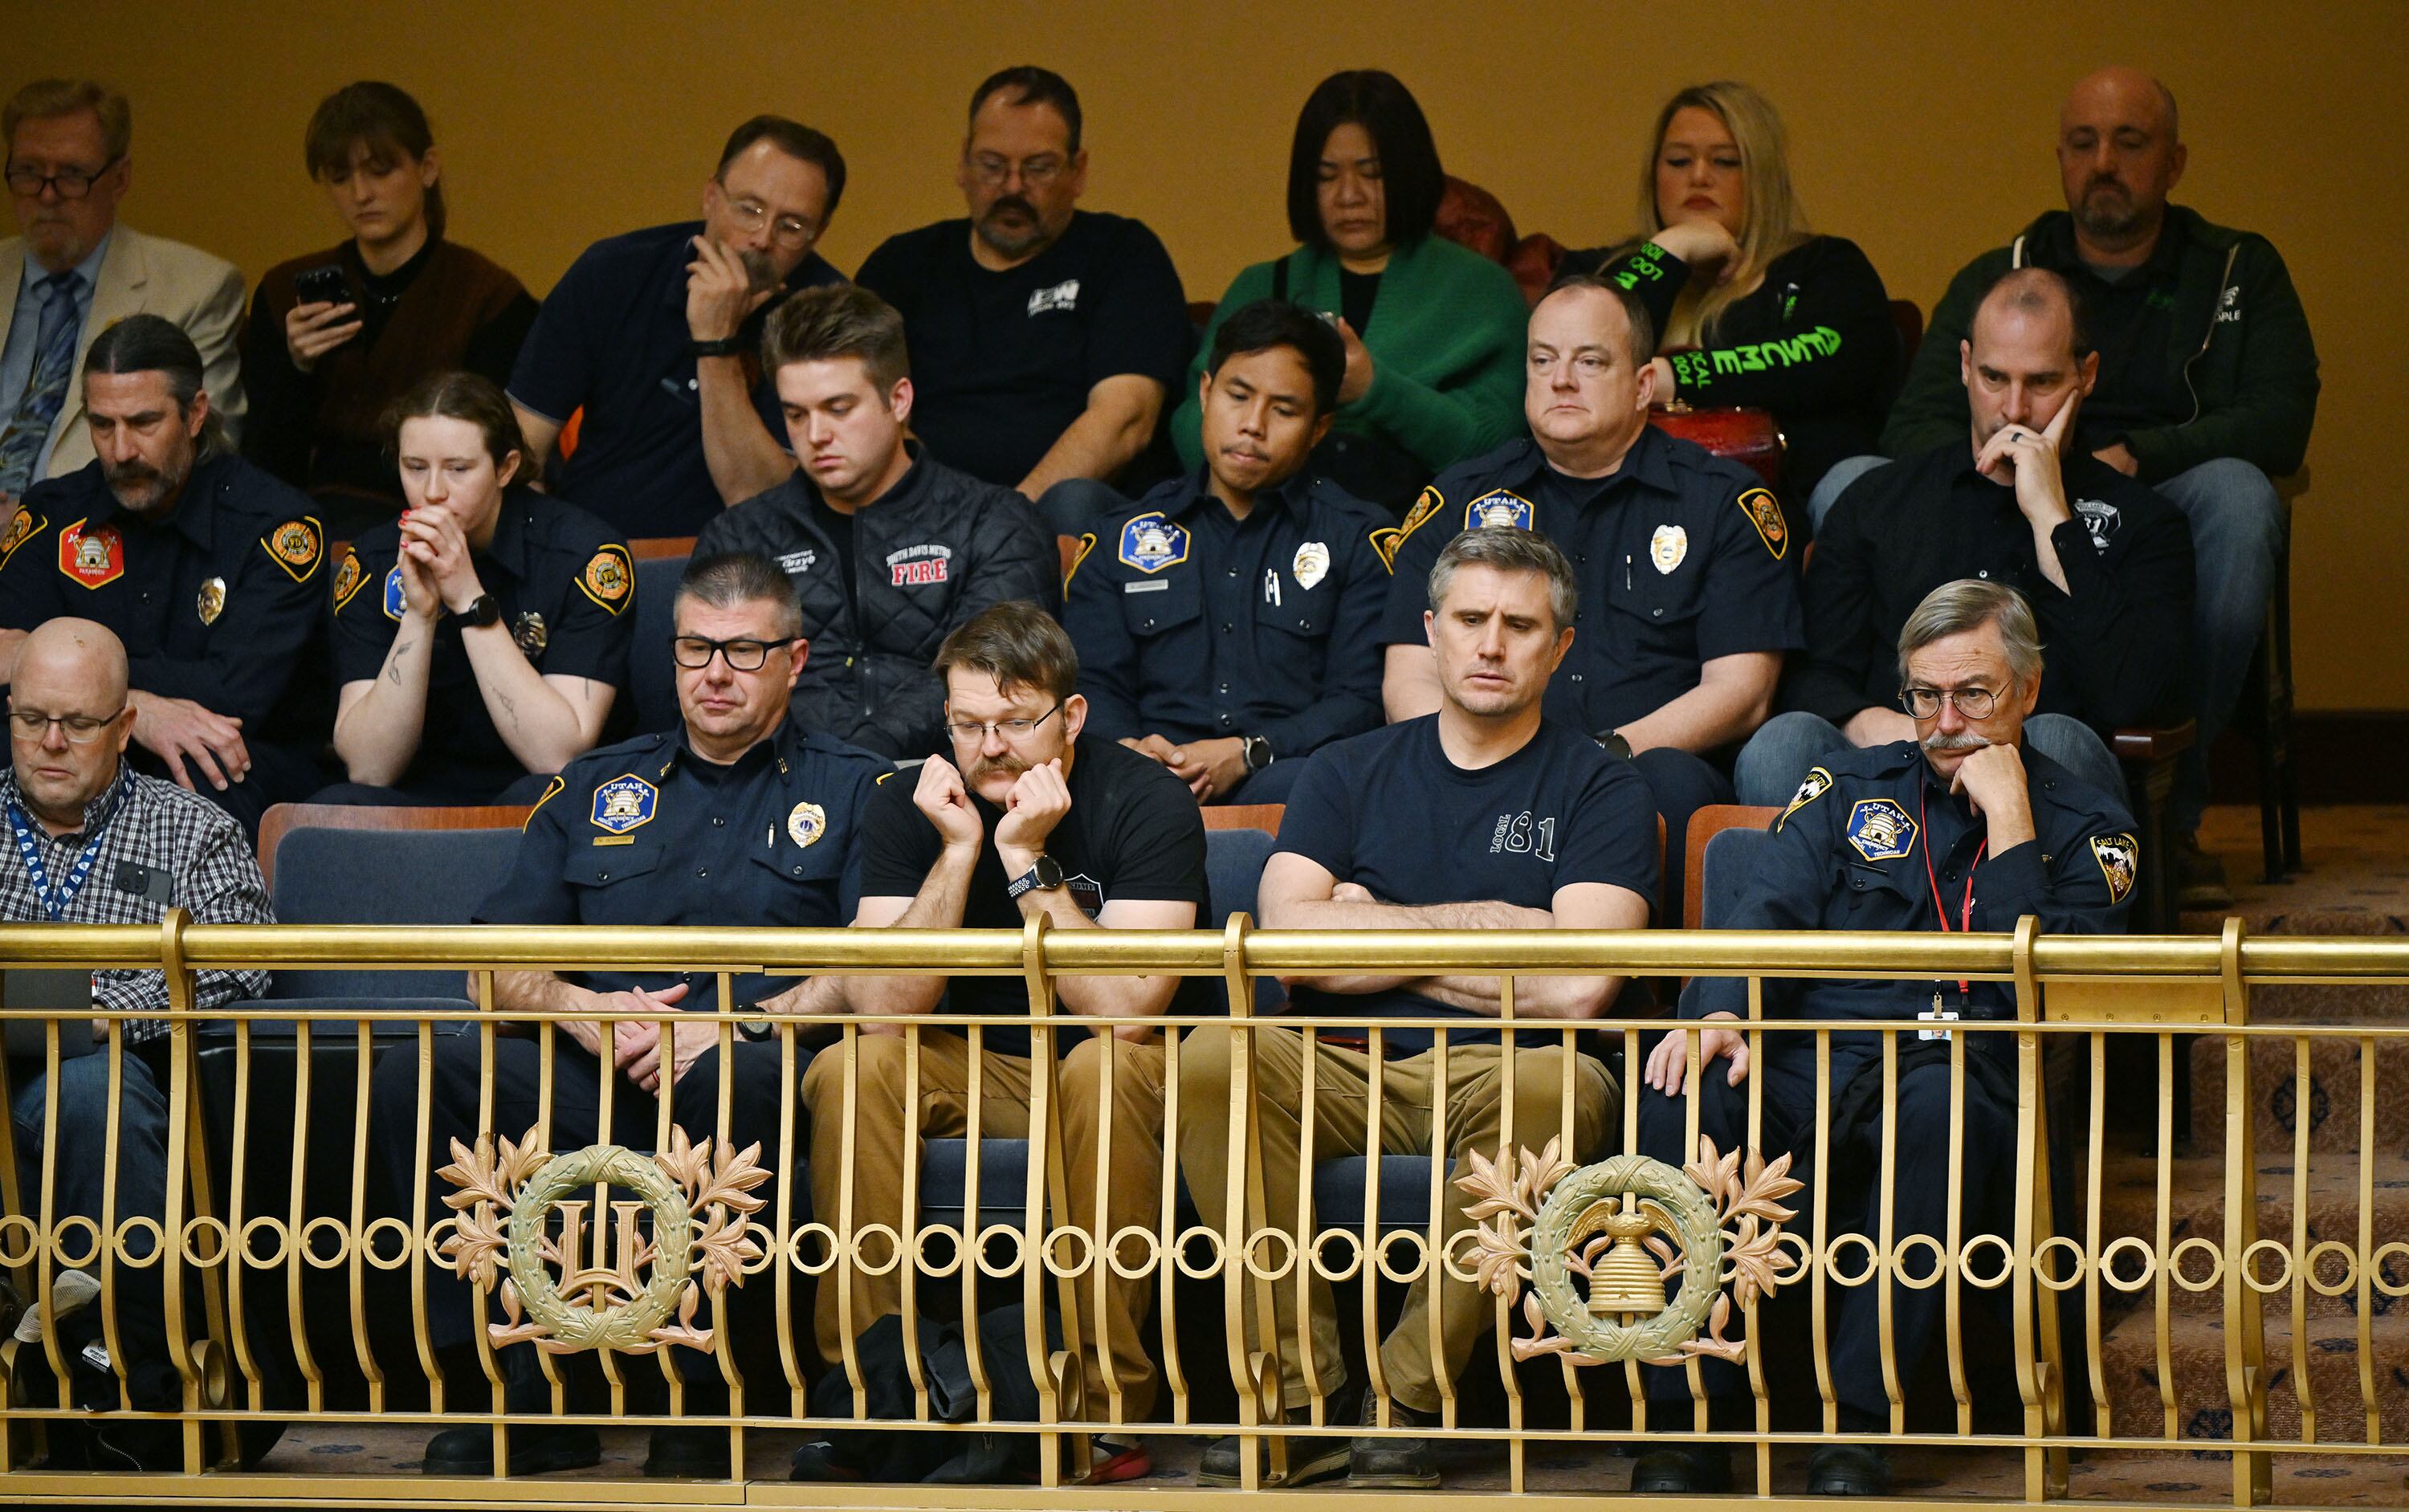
[513,611,548,655]
[196,576,226,626]
[1291,540,1330,590]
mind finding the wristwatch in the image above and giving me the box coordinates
[1241,735,1274,773]
[1596,730,1633,760]
[1006,854,1066,900]
[454,593,503,628]
[689,336,748,358]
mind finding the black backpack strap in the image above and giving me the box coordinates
[1271,255,1289,303]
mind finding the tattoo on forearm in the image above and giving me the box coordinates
[386,638,414,685]
[496,690,520,731]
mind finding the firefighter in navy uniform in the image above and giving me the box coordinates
[1629,581,2138,1500]
[0,316,329,838]
[1382,272,1800,915]
[367,552,887,1482]
[1066,300,1390,805]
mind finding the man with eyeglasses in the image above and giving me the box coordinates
[1628,578,2136,1498]
[2,617,271,1472]
[795,600,1204,1486]
[369,548,885,1481]
[1736,267,2193,809]
[1,78,246,505]
[694,284,1055,759]
[506,116,847,537]
[854,67,1190,536]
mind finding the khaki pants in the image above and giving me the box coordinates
[804,1029,1166,1420]
[1177,1026,1615,1415]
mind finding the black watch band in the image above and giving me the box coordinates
[689,336,748,358]
[454,593,503,628]
[1596,730,1632,760]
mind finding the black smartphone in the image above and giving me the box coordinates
[293,264,350,307]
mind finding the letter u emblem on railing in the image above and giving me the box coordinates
[435,1128,768,1353]
[1460,1136,1803,1365]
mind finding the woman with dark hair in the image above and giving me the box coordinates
[241,82,538,533]
[1561,82,1895,516]
[1171,71,1527,509]
[319,372,634,805]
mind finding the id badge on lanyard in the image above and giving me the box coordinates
[1918,785,1983,1041]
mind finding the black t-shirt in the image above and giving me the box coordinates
[857,738,1210,1055]
[1339,267,1380,337]
[1274,715,1660,1051]
[853,211,1190,487]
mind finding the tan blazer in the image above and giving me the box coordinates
[0,224,248,479]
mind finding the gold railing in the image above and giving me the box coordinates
[0,913,2403,1508]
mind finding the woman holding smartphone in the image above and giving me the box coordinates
[320,373,634,805]
[241,82,537,533]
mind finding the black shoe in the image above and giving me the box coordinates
[643,1424,732,1478]
[922,1431,1036,1485]
[1807,1443,1893,1497]
[1199,1410,1351,1487]
[790,1439,865,1482]
[420,1421,601,1477]
[1632,1445,1734,1494]
[1347,1392,1440,1490]
[2177,836,2234,911]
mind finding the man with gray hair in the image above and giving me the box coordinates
[2,617,270,1469]
[1627,577,2137,1498]
[1739,266,2191,813]
[1184,526,1655,1489]
[0,314,328,838]
[1,78,247,501]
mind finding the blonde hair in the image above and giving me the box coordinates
[1635,81,1808,348]
[4,79,131,162]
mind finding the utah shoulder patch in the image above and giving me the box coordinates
[2089,833,2139,906]
[0,507,44,569]
[1368,525,1401,573]
[577,544,634,615]
[1775,766,1833,832]
[1396,485,1444,543]
[1736,487,1788,560]
[331,548,365,612]
[263,516,324,581]
[1064,531,1097,584]
[524,775,566,829]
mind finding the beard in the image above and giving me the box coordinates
[105,454,188,517]
[2073,178,2149,239]
[972,195,1050,259]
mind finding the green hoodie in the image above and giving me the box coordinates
[1171,234,1529,475]
[1881,205,2318,483]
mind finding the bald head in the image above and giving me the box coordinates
[2057,67,2187,259]
[17,618,129,707]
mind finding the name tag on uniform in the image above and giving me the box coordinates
[1123,579,1169,594]
[592,836,635,847]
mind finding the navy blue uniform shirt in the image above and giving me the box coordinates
[1381,428,1804,736]
[329,487,635,801]
[854,212,1189,487]
[479,720,887,1012]
[507,221,842,537]
[1690,740,2137,1086]
[857,736,1209,1057]
[1275,715,1660,1052]
[0,451,329,749]
[1064,467,1392,759]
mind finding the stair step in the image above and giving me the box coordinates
[2085,1153,2409,1318]
[2093,1303,2409,1452]
[2246,981,2409,1024]
[2185,1034,2409,1155]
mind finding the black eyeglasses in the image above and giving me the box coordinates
[5,157,121,201]
[672,635,794,672]
[1900,686,1998,720]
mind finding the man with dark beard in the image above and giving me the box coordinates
[1881,67,2316,907]
[506,116,849,536]
[854,67,1190,535]
[0,315,328,835]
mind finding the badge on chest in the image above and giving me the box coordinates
[1118,513,1189,573]
[57,519,123,589]
[591,774,658,835]
[1464,490,1534,532]
[1845,798,1918,862]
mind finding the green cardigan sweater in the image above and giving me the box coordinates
[1171,234,1530,475]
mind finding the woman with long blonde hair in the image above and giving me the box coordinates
[1565,82,1895,514]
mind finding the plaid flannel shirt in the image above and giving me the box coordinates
[0,765,271,1042]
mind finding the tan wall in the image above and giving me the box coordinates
[22,0,2402,709]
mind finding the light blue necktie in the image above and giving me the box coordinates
[0,271,88,496]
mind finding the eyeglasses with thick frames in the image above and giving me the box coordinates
[672,636,795,672]
[945,704,1062,746]
[1900,686,1999,720]
[8,709,124,744]
[719,194,816,247]
[5,157,122,201]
